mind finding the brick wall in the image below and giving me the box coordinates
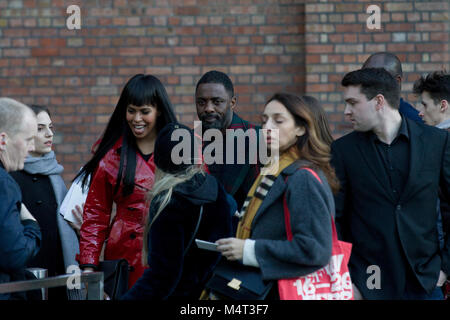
[305,0,450,135]
[0,0,305,183]
[0,0,448,184]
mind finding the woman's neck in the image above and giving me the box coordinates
[136,135,156,155]
[28,151,46,158]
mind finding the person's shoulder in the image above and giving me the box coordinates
[283,163,324,189]
[0,167,18,186]
[0,166,9,180]
[408,117,447,140]
[291,166,325,184]
[0,168,21,208]
[98,140,122,167]
[8,169,28,181]
[284,167,332,209]
[230,112,261,131]
[332,130,361,148]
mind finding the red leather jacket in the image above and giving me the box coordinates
[77,139,155,287]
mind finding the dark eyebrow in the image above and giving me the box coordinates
[263,112,286,117]
[197,96,224,100]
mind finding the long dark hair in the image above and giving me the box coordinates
[266,93,339,194]
[302,96,334,147]
[75,74,177,196]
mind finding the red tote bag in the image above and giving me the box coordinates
[278,168,354,300]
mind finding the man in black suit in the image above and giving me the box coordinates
[331,68,450,299]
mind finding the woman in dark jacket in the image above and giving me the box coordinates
[10,104,81,300]
[216,93,341,299]
[122,123,236,299]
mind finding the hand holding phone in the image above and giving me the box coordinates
[195,239,219,252]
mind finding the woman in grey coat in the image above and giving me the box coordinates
[10,105,82,300]
[217,93,340,298]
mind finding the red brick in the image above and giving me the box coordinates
[306,45,333,54]
[416,43,447,52]
[416,22,448,31]
[175,6,200,15]
[174,46,200,55]
[373,33,391,42]
[386,23,414,32]
[0,0,445,184]
[386,43,415,52]
[31,48,58,57]
[336,24,363,32]
[430,32,450,41]
[306,55,320,63]
[201,46,227,55]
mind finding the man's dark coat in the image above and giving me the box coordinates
[331,117,450,299]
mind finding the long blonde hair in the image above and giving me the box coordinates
[141,165,205,265]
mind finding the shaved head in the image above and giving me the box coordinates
[0,97,35,135]
[362,52,403,79]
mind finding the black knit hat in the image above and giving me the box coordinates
[154,122,201,174]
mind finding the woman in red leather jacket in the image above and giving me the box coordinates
[75,74,177,288]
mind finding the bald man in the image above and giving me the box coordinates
[363,52,423,122]
[0,98,41,300]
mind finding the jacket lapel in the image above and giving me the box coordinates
[251,177,286,227]
[399,119,425,201]
[356,132,397,203]
[251,161,304,227]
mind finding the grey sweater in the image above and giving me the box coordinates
[250,161,334,280]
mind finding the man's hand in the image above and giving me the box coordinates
[437,270,447,287]
[352,283,364,300]
[83,268,110,300]
[216,237,245,261]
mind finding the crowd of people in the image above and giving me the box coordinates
[0,52,449,300]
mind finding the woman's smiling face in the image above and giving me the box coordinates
[126,104,159,141]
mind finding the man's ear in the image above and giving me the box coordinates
[375,94,385,111]
[230,96,237,111]
[440,100,448,113]
[0,132,7,151]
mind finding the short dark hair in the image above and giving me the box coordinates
[195,70,234,97]
[413,71,450,104]
[29,104,51,117]
[341,68,400,109]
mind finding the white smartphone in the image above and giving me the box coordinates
[195,239,219,252]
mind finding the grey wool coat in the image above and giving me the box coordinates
[251,161,335,280]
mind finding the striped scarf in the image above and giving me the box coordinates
[236,147,299,239]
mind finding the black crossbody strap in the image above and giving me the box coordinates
[183,205,204,258]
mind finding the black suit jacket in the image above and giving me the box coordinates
[331,117,450,299]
